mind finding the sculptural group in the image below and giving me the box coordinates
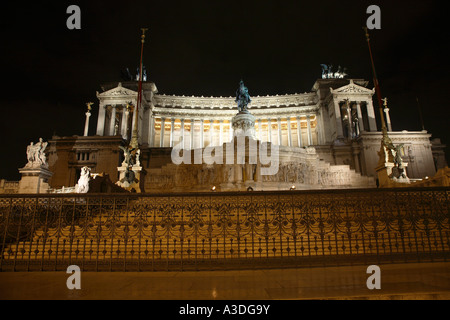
[320,64,348,79]
[25,138,48,168]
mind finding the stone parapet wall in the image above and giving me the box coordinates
[0,180,19,194]
[1,187,448,271]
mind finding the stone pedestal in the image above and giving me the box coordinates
[116,165,144,193]
[376,161,410,187]
[18,166,53,194]
[232,111,257,140]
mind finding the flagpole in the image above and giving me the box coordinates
[130,28,148,149]
[363,27,387,133]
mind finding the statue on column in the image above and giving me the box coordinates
[235,80,251,113]
[232,80,257,139]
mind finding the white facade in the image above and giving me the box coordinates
[95,78,447,180]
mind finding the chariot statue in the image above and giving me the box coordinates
[320,64,348,79]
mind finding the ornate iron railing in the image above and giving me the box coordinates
[0,187,449,272]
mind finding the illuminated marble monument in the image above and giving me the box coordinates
[144,80,375,192]
[23,75,446,193]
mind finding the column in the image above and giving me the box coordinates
[190,118,195,149]
[316,112,325,145]
[170,118,175,147]
[109,105,117,136]
[366,100,377,132]
[149,115,155,147]
[306,115,312,146]
[356,102,365,132]
[258,119,262,141]
[296,116,302,147]
[219,120,223,146]
[287,117,292,147]
[228,122,233,142]
[384,108,393,132]
[333,99,344,138]
[277,118,282,145]
[180,118,185,149]
[200,119,204,148]
[84,109,91,137]
[96,102,106,135]
[121,107,129,140]
[268,119,272,143]
[346,102,353,139]
[131,106,137,137]
[160,117,166,147]
[209,120,214,146]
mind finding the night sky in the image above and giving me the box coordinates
[1,0,448,181]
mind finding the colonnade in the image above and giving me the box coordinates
[333,100,379,139]
[151,115,318,149]
[96,104,135,140]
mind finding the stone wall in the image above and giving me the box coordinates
[143,139,375,193]
[0,180,19,194]
[47,135,123,189]
[357,131,438,179]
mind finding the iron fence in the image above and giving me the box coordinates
[0,187,449,271]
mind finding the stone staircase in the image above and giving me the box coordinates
[144,145,376,193]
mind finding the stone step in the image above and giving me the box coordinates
[1,249,363,260]
[4,240,437,260]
